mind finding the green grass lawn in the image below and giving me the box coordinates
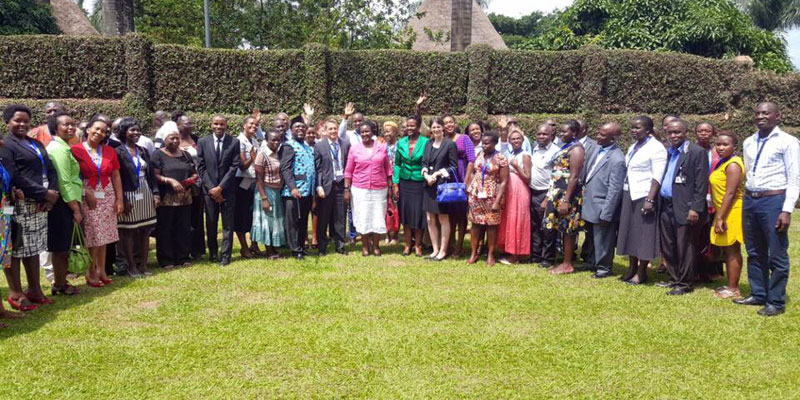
[2,217,800,399]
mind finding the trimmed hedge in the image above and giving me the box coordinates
[327,49,469,116]
[0,35,126,99]
[0,98,125,128]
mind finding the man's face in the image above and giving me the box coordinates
[755,103,779,132]
[45,103,64,118]
[666,122,687,148]
[595,125,616,147]
[212,117,228,136]
[292,122,307,141]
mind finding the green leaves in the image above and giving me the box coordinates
[0,0,60,35]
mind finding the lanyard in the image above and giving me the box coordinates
[128,146,141,189]
[753,136,771,173]
[560,140,574,151]
[713,156,732,172]
[627,136,651,165]
[85,143,103,188]
[481,152,496,188]
[26,140,46,177]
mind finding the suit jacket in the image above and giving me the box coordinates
[661,142,709,225]
[314,137,351,196]
[421,139,458,182]
[579,137,599,184]
[196,134,241,194]
[116,144,159,197]
[3,134,57,202]
[581,143,626,223]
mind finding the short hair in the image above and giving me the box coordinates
[212,114,227,122]
[466,121,484,134]
[46,110,71,136]
[118,117,139,139]
[244,116,256,125]
[695,121,716,133]
[717,130,739,145]
[3,104,31,124]
[633,116,655,134]
[358,120,377,135]
[383,121,398,130]
[563,119,581,135]
[509,129,525,140]
[429,117,445,128]
[265,129,282,140]
[482,130,500,145]
[171,110,187,123]
[86,115,109,132]
[668,119,689,132]
[406,115,421,126]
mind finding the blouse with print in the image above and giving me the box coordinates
[150,150,196,206]
[345,142,393,190]
[71,143,120,189]
[254,145,283,189]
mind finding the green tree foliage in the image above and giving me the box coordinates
[503,0,792,73]
[0,0,60,35]
[736,0,800,31]
[487,11,561,48]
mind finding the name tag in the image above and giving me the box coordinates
[134,193,145,201]
[675,176,685,184]
[477,191,488,200]
[95,190,106,199]
[2,205,14,216]
[623,183,629,191]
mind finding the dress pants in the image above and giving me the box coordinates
[316,181,347,252]
[156,205,191,267]
[284,195,313,254]
[204,192,236,260]
[581,223,595,265]
[743,194,790,309]
[530,189,555,263]
[659,198,702,289]
[589,221,618,273]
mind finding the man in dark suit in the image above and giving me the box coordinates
[658,119,709,295]
[580,122,627,278]
[196,115,241,266]
[314,119,351,255]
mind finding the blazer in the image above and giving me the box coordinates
[393,135,429,183]
[196,134,241,194]
[581,144,626,223]
[314,137,351,196]
[661,142,709,225]
[421,139,458,182]
[579,137,599,184]
[116,144,159,198]
[3,134,57,202]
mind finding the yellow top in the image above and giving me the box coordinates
[709,156,744,246]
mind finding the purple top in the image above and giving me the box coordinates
[455,134,476,181]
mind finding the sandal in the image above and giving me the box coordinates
[714,287,742,300]
[51,284,80,296]
[25,292,54,305]
[6,296,38,312]
[267,254,281,260]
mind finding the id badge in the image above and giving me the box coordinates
[95,190,106,199]
[477,191,488,199]
[675,176,685,184]
[623,183,629,191]
[2,205,14,216]
[134,193,145,201]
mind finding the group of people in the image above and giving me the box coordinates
[0,97,797,328]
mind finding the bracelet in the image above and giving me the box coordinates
[644,198,655,204]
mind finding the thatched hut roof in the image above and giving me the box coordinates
[408,0,507,52]
[50,0,99,35]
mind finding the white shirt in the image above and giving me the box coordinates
[236,133,258,189]
[530,142,559,191]
[625,135,667,201]
[339,119,361,145]
[742,126,800,213]
[137,135,155,155]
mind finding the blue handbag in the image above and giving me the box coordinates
[436,168,467,203]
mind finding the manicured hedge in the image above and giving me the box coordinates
[327,49,469,116]
[151,45,305,115]
[0,35,126,100]
[0,98,125,128]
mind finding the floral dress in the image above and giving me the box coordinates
[545,142,584,235]
[0,164,12,269]
[467,152,508,226]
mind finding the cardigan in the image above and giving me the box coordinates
[3,134,58,202]
[116,143,159,197]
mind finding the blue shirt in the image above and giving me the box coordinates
[659,141,687,199]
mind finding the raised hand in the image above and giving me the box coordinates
[344,102,355,118]
[252,107,262,125]
[303,103,315,118]
[416,92,428,107]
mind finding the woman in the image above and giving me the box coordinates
[71,117,124,287]
[344,121,393,256]
[466,121,484,155]
[381,121,400,244]
[617,116,667,285]
[151,130,197,268]
[3,105,58,310]
[444,115,475,258]
[235,116,263,258]
[253,130,286,259]
[465,131,509,266]
[0,123,25,326]
[709,131,744,299]
[421,117,458,260]
[116,118,159,277]
[45,111,82,294]
[173,113,205,260]
[498,129,532,264]
[544,121,585,275]
[393,116,429,257]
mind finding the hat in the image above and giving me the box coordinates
[290,115,306,127]
[155,121,179,140]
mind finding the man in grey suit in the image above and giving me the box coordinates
[577,119,599,265]
[314,119,351,255]
[581,122,627,278]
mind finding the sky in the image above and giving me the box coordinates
[486,0,800,67]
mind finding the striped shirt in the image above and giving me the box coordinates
[743,126,800,213]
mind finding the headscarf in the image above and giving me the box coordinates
[155,120,179,141]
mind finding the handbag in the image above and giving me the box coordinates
[68,224,91,276]
[436,168,467,203]
[386,197,400,233]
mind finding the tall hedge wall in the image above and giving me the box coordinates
[0,36,126,100]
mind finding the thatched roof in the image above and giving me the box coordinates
[50,0,99,35]
[408,0,507,52]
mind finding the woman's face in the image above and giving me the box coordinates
[695,123,714,146]
[56,115,76,141]
[7,111,30,137]
[443,116,457,135]
[125,125,142,145]
[267,133,281,152]
[630,121,649,141]
[165,133,180,151]
[715,135,735,158]
[406,119,419,135]
[87,121,108,146]
[481,136,495,154]
[305,128,317,144]
[383,126,397,142]
[560,124,575,142]
[178,116,194,136]
[244,118,258,136]
[360,125,374,144]
[468,124,482,143]
[509,131,524,151]
[430,122,444,139]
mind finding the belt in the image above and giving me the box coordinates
[530,188,548,195]
[745,189,786,198]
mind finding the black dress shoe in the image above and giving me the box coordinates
[592,270,612,279]
[576,264,596,272]
[209,255,218,263]
[667,286,694,296]
[655,281,677,288]
[757,305,785,317]
[539,261,554,269]
[219,257,230,267]
[335,248,348,255]
[294,253,305,260]
[733,296,766,306]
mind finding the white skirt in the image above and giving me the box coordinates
[351,186,388,234]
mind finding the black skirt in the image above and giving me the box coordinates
[234,184,255,233]
[617,192,660,261]
[398,179,427,230]
[47,198,74,253]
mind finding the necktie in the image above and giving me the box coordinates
[332,141,341,171]
[216,138,222,162]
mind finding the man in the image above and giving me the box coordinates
[197,115,241,266]
[657,119,709,295]
[28,101,65,147]
[734,102,799,316]
[528,124,559,268]
[107,117,124,148]
[545,118,561,147]
[339,102,365,145]
[580,123,626,278]
[276,112,292,141]
[280,116,316,260]
[576,120,598,158]
[577,119,598,265]
[314,119,351,255]
[496,116,532,157]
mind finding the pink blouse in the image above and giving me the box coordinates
[345,142,393,190]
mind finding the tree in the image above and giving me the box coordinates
[0,0,60,35]
[451,0,473,50]
[102,0,135,36]
[736,0,800,31]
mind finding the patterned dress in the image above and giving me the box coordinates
[545,142,584,235]
[0,164,13,268]
[467,152,508,226]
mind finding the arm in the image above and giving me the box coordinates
[218,138,242,191]
[196,139,213,192]
[643,146,668,214]
[493,163,509,210]
[254,152,271,212]
[111,169,124,215]
[599,156,626,223]
[444,141,458,177]
[690,149,710,214]
[314,144,325,196]
[239,140,256,171]
[516,154,532,186]
[559,146,585,215]
[144,150,159,197]
[279,144,298,193]
[715,162,743,234]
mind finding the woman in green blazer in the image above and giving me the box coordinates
[392,115,429,257]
